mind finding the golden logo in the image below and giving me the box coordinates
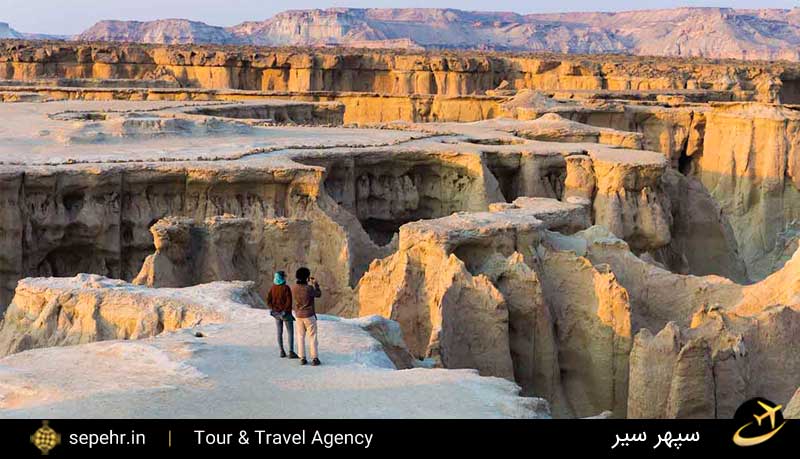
[30,420,61,455]
[733,400,786,447]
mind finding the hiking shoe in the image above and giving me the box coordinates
[300,358,308,365]
[288,351,299,359]
[311,358,321,366]
[280,350,287,358]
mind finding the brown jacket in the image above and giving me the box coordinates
[266,284,292,314]
[291,282,322,318]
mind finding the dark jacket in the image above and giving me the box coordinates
[291,282,321,319]
[267,284,293,318]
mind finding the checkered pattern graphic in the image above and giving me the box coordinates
[32,426,59,453]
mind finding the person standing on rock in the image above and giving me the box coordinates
[267,271,298,359]
[291,267,322,366]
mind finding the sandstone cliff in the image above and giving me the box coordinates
[0,100,753,314]
[355,199,631,418]
[628,304,800,419]
[354,208,800,418]
[2,41,797,103]
[692,103,800,280]
[131,214,359,316]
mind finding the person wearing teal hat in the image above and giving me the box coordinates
[266,270,297,358]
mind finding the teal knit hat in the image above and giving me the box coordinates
[273,271,286,285]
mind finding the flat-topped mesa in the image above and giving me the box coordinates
[0,274,259,357]
[1,41,796,102]
[396,208,547,262]
[499,91,708,166]
[357,200,566,392]
[395,196,595,270]
[583,146,673,253]
[512,112,643,149]
[488,197,591,235]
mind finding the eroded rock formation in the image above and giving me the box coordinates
[355,199,629,418]
[132,215,357,315]
[692,103,800,280]
[355,203,800,418]
[0,274,256,356]
[0,47,799,419]
[2,41,797,102]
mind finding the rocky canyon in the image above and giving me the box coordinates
[0,38,798,419]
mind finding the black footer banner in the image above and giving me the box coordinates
[2,419,797,457]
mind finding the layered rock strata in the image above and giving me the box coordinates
[0,100,750,313]
[0,90,797,420]
[1,41,796,102]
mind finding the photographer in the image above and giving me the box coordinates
[290,267,322,366]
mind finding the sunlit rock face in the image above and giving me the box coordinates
[1,39,798,101]
[692,103,800,281]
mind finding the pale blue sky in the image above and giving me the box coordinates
[4,1,797,35]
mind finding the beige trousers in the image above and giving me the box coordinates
[295,316,318,360]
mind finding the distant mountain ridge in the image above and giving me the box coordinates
[77,19,240,45]
[1,21,66,40]
[6,7,800,61]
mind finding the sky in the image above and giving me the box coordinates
[3,0,799,35]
